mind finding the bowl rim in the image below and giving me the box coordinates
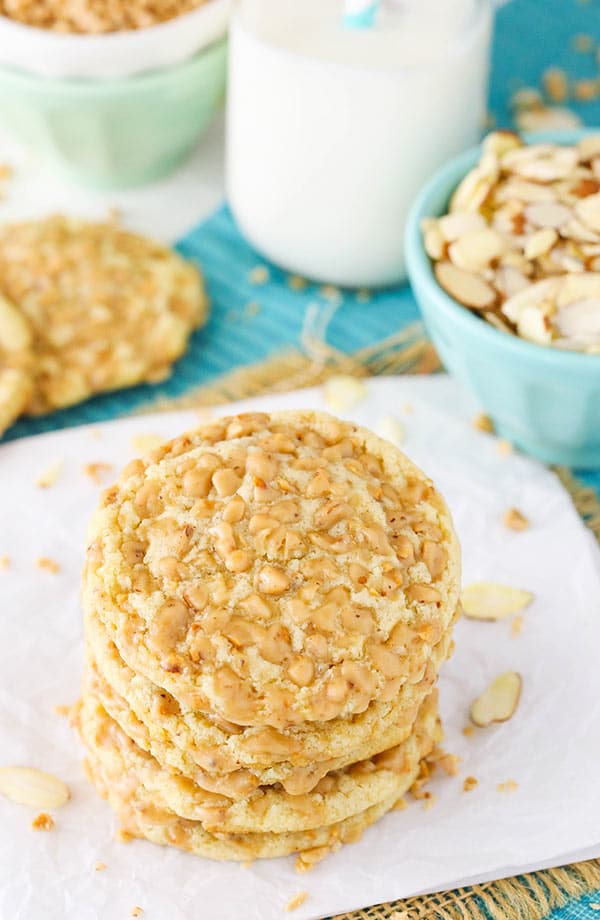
[405,128,600,374]
[0,33,227,92]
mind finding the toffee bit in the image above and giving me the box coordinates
[473,412,494,433]
[36,557,60,574]
[285,891,308,912]
[463,776,479,792]
[94,861,107,872]
[83,462,113,484]
[511,615,524,638]
[31,812,54,831]
[497,779,519,794]
[503,507,530,531]
[0,555,9,571]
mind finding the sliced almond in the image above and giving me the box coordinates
[448,228,506,272]
[0,767,70,809]
[462,582,533,621]
[449,156,499,213]
[482,130,522,159]
[421,219,446,259]
[438,212,486,242]
[494,266,530,299]
[502,144,578,182]
[516,106,582,133]
[555,272,600,307]
[574,192,600,233]
[494,179,558,205]
[470,671,522,727]
[578,136,600,163]
[375,414,405,446]
[434,261,496,310]
[524,228,558,260]
[323,375,367,412]
[524,201,572,229]
[483,311,515,335]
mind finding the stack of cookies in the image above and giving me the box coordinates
[0,215,207,435]
[75,410,461,865]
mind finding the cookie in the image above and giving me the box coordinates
[84,411,461,731]
[0,293,33,436]
[76,685,440,835]
[85,605,455,796]
[0,216,208,415]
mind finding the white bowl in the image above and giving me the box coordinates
[0,0,231,78]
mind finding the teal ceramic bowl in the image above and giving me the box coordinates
[405,130,600,468]
[0,37,227,189]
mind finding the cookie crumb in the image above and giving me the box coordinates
[437,753,461,776]
[94,861,107,872]
[323,375,367,412]
[248,266,269,285]
[462,725,475,738]
[392,797,408,811]
[130,433,163,456]
[497,438,513,456]
[287,274,307,291]
[503,507,529,531]
[511,615,524,638]
[116,828,134,843]
[319,284,342,303]
[542,67,568,102]
[54,704,71,717]
[423,795,437,811]
[36,557,60,574]
[0,555,10,571]
[35,459,64,488]
[285,891,308,912]
[497,779,519,794]
[295,845,330,873]
[572,32,594,53]
[463,776,478,792]
[32,812,54,831]
[83,462,113,485]
[473,412,494,433]
[131,908,143,918]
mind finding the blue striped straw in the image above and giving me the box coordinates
[343,0,379,28]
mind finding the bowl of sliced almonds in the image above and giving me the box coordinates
[406,129,600,468]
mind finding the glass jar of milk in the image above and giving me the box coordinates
[227,0,492,288]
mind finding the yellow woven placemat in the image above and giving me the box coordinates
[147,324,600,920]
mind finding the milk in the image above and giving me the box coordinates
[227,0,492,288]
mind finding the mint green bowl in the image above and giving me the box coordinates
[0,37,227,189]
[405,130,600,468]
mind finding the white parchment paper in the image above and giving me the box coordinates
[1,375,599,920]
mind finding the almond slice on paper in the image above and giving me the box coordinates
[0,767,70,809]
[434,262,497,310]
[462,582,534,620]
[470,671,522,727]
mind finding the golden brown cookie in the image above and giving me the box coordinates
[75,685,440,835]
[0,293,32,436]
[83,411,461,730]
[0,216,208,415]
[84,605,455,796]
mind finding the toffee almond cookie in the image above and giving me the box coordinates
[85,607,455,796]
[76,690,442,859]
[0,216,208,415]
[83,411,460,731]
[76,687,440,835]
[0,293,33,436]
